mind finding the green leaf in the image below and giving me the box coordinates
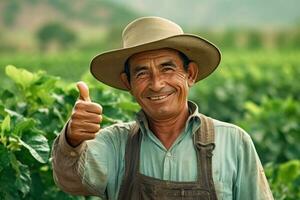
[32,75,59,105]
[117,101,140,112]
[102,114,121,124]
[14,118,36,137]
[15,163,31,197]
[1,115,11,133]
[20,135,50,163]
[4,108,23,118]
[0,89,14,102]
[0,145,10,172]
[0,104,7,117]
[5,65,39,89]
[10,153,31,196]
[244,101,261,116]
[37,89,55,105]
[7,137,22,151]
[277,160,300,184]
[0,161,19,198]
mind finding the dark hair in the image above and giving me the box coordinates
[124,50,190,83]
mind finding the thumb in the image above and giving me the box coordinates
[76,81,91,102]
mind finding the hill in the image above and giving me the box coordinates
[0,0,139,33]
[112,0,300,30]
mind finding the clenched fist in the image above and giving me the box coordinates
[66,81,103,147]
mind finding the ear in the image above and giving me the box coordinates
[120,73,132,91]
[186,62,198,87]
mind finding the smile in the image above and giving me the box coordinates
[147,93,173,101]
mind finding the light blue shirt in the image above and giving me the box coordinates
[73,102,273,199]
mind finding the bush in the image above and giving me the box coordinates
[0,60,299,198]
[239,97,300,164]
[189,50,300,122]
[0,65,138,199]
[265,160,300,200]
[36,22,77,51]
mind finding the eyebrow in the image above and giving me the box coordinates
[160,60,177,67]
[132,59,177,74]
[132,65,148,75]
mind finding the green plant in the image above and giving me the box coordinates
[265,160,300,200]
[189,50,300,122]
[0,47,299,199]
[0,65,138,199]
[36,22,77,51]
[238,97,300,164]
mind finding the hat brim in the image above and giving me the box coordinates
[90,34,221,91]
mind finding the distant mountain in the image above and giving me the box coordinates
[1,0,299,45]
[111,0,300,30]
[1,0,299,33]
[0,0,139,31]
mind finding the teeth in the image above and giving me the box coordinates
[149,95,168,100]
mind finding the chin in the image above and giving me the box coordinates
[149,109,176,120]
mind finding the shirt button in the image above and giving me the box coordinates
[166,152,172,157]
[70,151,77,157]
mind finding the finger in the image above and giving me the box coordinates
[72,112,102,124]
[77,81,91,102]
[74,101,102,114]
[84,114,102,124]
[72,131,97,141]
[84,103,102,114]
[71,121,100,133]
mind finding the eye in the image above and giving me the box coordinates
[161,65,175,72]
[136,70,148,78]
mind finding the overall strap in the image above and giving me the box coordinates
[118,123,141,200]
[195,114,218,200]
[196,114,215,145]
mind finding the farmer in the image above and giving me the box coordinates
[52,16,274,199]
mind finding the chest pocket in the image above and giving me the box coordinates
[214,181,233,200]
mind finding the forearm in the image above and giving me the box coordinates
[51,123,96,195]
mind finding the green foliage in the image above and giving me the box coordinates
[265,160,300,200]
[0,65,138,199]
[246,31,263,49]
[36,22,77,51]
[190,50,300,122]
[0,48,299,198]
[240,97,300,164]
[188,49,300,198]
[0,52,93,85]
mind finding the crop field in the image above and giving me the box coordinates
[0,49,299,199]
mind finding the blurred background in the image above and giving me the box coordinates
[0,0,299,199]
[1,0,300,81]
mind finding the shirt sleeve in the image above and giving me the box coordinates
[233,131,274,200]
[51,122,100,196]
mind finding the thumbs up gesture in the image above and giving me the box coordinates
[66,81,102,147]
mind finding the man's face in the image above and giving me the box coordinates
[121,48,198,121]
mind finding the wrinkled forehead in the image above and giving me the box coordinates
[128,48,182,65]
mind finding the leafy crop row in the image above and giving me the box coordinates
[0,66,138,199]
[0,61,299,199]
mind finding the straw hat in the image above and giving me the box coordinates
[90,16,221,90]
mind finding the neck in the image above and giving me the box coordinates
[147,104,190,150]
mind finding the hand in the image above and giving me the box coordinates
[66,81,102,147]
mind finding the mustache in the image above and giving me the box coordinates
[143,87,176,97]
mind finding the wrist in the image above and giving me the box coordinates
[65,122,82,147]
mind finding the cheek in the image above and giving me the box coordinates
[130,80,146,98]
[170,72,189,91]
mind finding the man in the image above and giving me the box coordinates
[52,16,274,199]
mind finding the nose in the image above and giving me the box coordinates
[149,72,165,91]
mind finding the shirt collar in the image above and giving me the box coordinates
[135,100,201,136]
